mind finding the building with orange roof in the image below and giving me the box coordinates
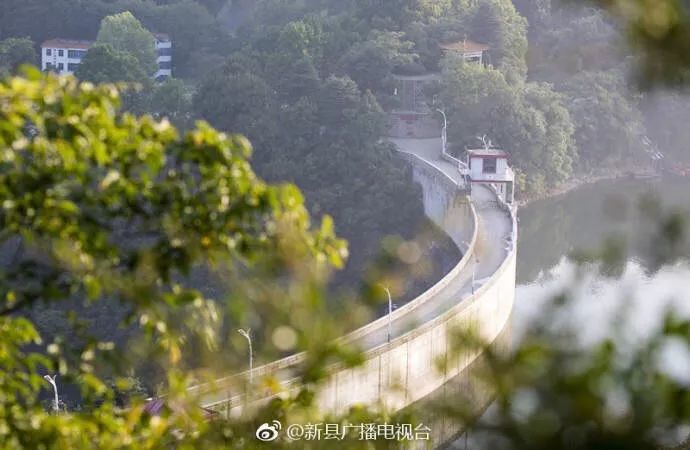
[439,39,490,65]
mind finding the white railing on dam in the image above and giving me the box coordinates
[191,140,517,440]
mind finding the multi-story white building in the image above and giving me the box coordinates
[40,39,92,75]
[153,33,172,82]
[41,35,173,81]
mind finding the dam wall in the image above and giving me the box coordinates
[195,147,517,449]
[312,246,515,415]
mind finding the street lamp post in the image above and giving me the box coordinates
[379,285,393,344]
[436,109,448,154]
[43,374,59,413]
[237,328,253,386]
[472,257,479,294]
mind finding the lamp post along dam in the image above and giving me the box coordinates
[189,132,518,447]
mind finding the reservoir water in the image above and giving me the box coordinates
[515,175,690,343]
[452,175,690,449]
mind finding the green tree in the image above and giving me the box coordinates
[151,0,226,79]
[469,0,528,83]
[194,0,227,15]
[412,0,453,20]
[154,0,227,14]
[74,44,149,85]
[194,55,429,291]
[560,70,645,171]
[0,68,349,448]
[96,11,158,75]
[74,44,152,114]
[274,56,321,102]
[0,37,37,75]
[257,75,427,290]
[440,58,575,194]
[512,0,552,33]
[440,56,513,146]
[520,82,576,187]
[150,78,193,130]
[0,0,109,46]
[193,65,277,151]
[316,74,365,125]
[337,30,417,103]
[278,17,326,67]
[527,9,618,81]
[354,0,413,24]
[258,17,327,99]
[469,2,502,48]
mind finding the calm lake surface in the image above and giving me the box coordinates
[453,176,690,449]
[515,175,690,342]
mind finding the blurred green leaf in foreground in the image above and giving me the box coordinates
[0,67,366,449]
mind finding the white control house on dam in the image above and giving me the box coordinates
[464,146,515,205]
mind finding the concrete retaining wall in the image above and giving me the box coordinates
[398,152,473,248]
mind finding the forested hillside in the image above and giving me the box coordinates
[4,0,690,190]
[0,0,461,353]
[5,0,687,358]
[3,0,687,334]
[515,0,690,171]
[0,3,444,280]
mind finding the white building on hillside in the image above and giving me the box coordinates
[41,35,172,81]
[154,33,172,81]
[40,39,92,75]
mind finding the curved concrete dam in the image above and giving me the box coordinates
[192,137,517,444]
